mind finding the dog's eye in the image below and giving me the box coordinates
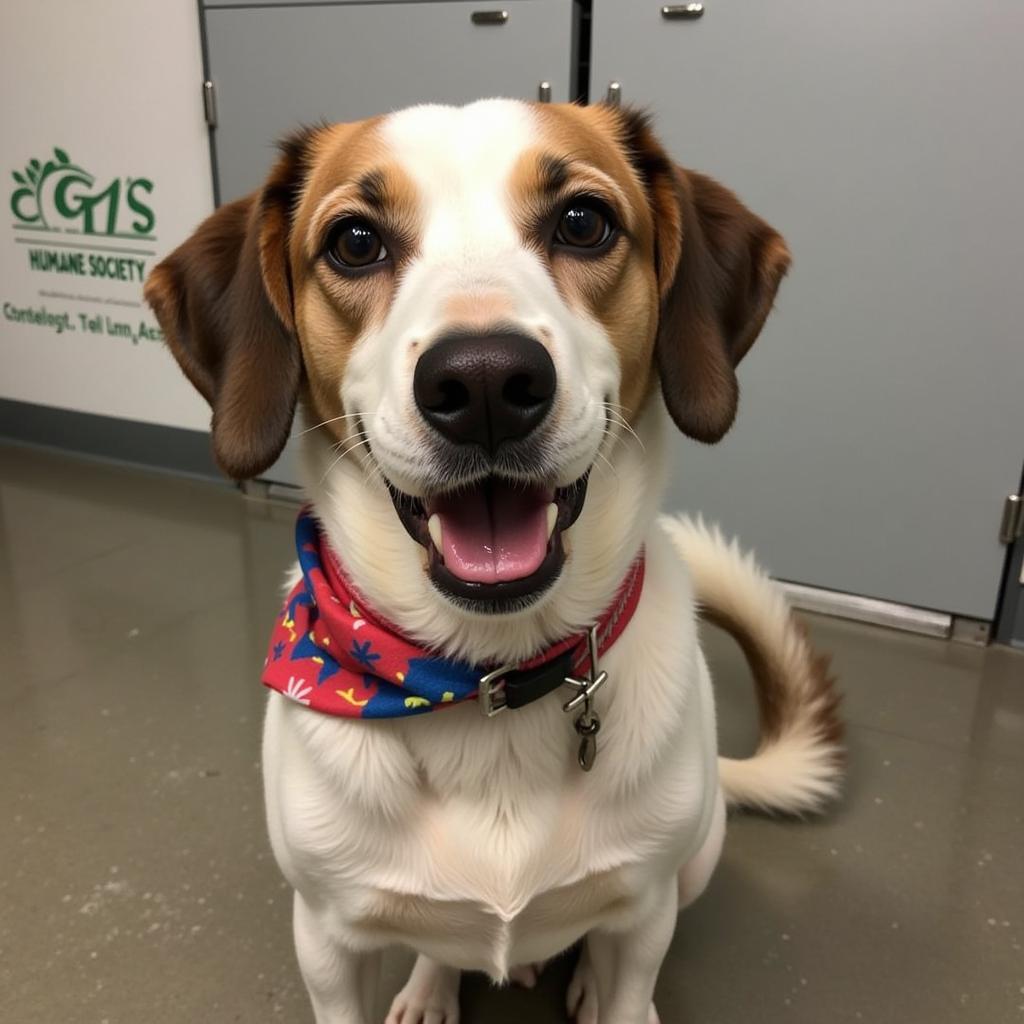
[554,201,614,250]
[325,218,388,270]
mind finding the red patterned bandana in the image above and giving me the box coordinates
[262,511,644,718]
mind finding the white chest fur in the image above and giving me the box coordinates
[261,525,718,979]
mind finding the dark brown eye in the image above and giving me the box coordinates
[555,201,614,249]
[325,218,388,270]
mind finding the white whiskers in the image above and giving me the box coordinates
[319,430,371,486]
[298,411,364,437]
[601,401,645,453]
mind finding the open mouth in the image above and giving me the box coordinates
[388,474,589,611]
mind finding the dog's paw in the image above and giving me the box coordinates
[385,954,460,1024]
[566,951,660,1024]
[566,950,599,1024]
[508,960,548,989]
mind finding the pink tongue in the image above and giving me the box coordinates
[430,481,552,584]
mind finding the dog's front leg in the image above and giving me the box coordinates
[570,878,678,1024]
[293,892,381,1024]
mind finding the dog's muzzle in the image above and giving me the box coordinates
[389,329,588,612]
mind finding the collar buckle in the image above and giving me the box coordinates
[478,664,514,717]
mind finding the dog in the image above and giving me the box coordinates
[145,99,842,1024]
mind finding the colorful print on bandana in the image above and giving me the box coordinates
[262,512,480,718]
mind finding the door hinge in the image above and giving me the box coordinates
[1000,494,1023,544]
[202,80,218,129]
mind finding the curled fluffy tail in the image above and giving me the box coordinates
[661,515,844,815]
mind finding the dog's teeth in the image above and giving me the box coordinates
[427,513,443,552]
[546,502,558,539]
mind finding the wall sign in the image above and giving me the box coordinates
[7,146,161,344]
[0,0,214,432]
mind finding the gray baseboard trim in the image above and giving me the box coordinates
[781,580,954,639]
[0,398,221,480]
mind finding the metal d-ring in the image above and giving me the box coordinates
[562,625,608,713]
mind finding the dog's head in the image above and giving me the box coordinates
[146,101,788,660]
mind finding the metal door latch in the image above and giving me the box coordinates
[662,3,704,18]
[202,80,217,129]
[471,10,508,25]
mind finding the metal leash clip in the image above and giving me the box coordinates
[562,625,607,771]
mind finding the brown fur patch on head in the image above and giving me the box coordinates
[288,121,424,442]
[512,105,663,422]
[612,109,683,294]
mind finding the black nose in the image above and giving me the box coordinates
[413,332,556,453]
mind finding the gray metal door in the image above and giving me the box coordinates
[204,0,574,203]
[203,0,574,487]
[591,0,1024,620]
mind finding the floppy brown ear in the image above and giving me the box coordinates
[620,112,791,443]
[144,133,312,479]
[657,169,791,442]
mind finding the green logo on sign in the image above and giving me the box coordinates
[10,147,155,239]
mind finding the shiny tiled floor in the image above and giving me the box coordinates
[1,443,1022,1024]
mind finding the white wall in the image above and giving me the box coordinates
[0,0,214,431]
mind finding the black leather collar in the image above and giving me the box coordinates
[499,648,576,710]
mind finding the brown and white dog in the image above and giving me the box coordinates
[145,100,842,1024]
